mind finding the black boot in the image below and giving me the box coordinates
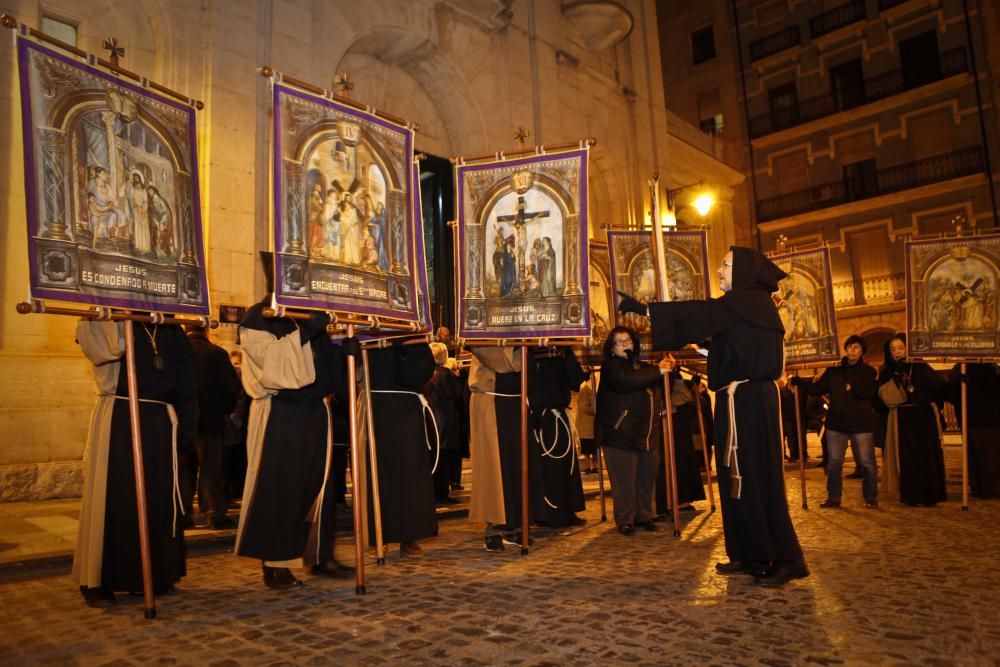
[262,564,303,590]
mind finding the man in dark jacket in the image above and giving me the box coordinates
[794,335,879,509]
[619,246,807,586]
[185,324,242,529]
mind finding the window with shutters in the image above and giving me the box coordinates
[909,110,952,159]
[773,151,810,195]
[691,26,716,65]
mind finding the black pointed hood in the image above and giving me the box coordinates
[718,246,786,332]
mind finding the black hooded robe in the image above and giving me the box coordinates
[366,344,439,545]
[648,247,804,565]
[655,375,707,513]
[528,348,587,528]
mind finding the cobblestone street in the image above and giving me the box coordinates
[1,460,999,666]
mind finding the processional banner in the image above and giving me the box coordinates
[607,228,710,359]
[905,233,1000,360]
[271,77,428,328]
[767,246,839,367]
[455,147,590,341]
[16,36,209,315]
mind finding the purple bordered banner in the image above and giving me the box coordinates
[905,233,1000,360]
[16,36,209,315]
[271,78,427,328]
[766,245,840,368]
[607,228,710,360]
[455,147,591,341]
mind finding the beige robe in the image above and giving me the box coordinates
[72,320,125,587]
[468,347,522,525]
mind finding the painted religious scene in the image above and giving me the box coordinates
[768,246,839,367]
[456,148,590,340]
[607,229,710,359]
[906,234,1000,359]
[17,38,208,315]
[272,80,423,323]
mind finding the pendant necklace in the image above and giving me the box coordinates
[141,322,165,370]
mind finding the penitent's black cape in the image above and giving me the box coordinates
[648,246,804,565]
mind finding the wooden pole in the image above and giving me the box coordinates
[361,348,387,563]
[792,382,809,510]
[520,345,530,554]
[693,385,716,512]
[594,370,607,522]
[123,320,156,618]
[344,324,367,594]
[650,176,681,537]
[961,362,969,511]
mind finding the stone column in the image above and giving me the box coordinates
[284,161,306,255]
[39,129,70,240]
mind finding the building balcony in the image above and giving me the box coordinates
[748,48,968,138]
[878,0,910,12]
[810,0,867,39]
[757,147,983,222]
[833,272,907,308]
[749,25,801,62]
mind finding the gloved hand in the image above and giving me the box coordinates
[616,291,648,317]
[789,375,801,387]
[298,311,331,341]
[341,336,361,359]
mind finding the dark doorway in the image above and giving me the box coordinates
[418,153,455,332]
[843,158,877,201]
[831,59,866,111]
[900,31,941,89]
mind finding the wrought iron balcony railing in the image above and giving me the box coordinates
[810,0,867,38]
[749,25,801,62]
[757,147,984,222]
[749,48,968,138]
[878,0,910,12]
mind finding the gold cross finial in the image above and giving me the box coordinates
[776,234,788,250]
[334,73,354,97]
[514,126,529,147]
[102,38,125,66]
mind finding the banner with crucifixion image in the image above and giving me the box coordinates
[766,245,839,368]
[905,233,1000,360]
[455,147,590,341]
[607,228,710,360]
[15,35,209,315]
[270,76,427,326]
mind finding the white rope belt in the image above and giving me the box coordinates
[107,395,183,537]
[371,390,441,475]
[723,380,750,500]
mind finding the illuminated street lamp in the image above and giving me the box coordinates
[648,182,716,229]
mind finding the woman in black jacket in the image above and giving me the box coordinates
[876,334,948,506]
[595,326,672,535]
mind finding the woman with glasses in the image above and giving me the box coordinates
[594,326,673,535]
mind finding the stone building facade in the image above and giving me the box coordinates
[0,0,743,500]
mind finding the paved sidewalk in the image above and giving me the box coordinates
[0,447,998,665]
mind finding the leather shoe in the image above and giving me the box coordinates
[715,561,768,577]
[864,499,879,509]
[754,562,810,587]
[399,541,424,557]
[635,520,658,532]
[819,498,841,509]
[80,586,116,607]
[310,560,355,579]
[263,565,302,590]
[208,515,237,530]
[618,524,636,536]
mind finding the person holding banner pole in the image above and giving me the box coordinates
[619,246,808,586]
[73,317,196,607]
[235,257,356,589]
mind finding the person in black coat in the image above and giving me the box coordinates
[947,363,1000,498]
[793,335,879,509]
[594,326,672,535]
[184,324,242,529]
[619,246,807,586]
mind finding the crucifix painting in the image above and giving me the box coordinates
[271,79,426,324]
[456,147,590,341]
